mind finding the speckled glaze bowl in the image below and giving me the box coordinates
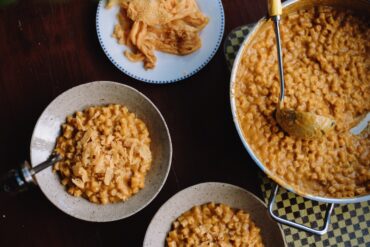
[143,182,286,247]
[30,81,172,222]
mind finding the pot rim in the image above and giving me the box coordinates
[229,0,370,204]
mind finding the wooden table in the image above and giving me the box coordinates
[0,0,268,246]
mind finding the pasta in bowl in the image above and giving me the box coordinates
[54,104,153,204]
[166,203,264,246]
[30,81,172,221]
[143,183,285,247]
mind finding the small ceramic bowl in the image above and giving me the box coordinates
[144,182,286,247]
[30,81,172,222]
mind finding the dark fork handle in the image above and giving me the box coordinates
[0,154,60,193]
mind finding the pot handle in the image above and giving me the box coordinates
[268,184,335,235]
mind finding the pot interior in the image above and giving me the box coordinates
[230,0,370,204]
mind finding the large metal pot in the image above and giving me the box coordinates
[230,0,370,235]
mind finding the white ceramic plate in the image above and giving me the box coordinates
[30,81,172,222]
[96,0,225,84]
[144,182,286,247]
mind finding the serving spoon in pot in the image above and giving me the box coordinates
[268,0,336,139]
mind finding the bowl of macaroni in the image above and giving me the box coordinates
[30,81,172,222]
[231,0,369,204]
[144,182,285,247]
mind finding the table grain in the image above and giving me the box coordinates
[0,0,268,246]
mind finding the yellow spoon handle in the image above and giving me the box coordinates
[268,0,282,16]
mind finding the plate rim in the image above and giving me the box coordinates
[30,80,173,222]
[95,0,225,84]
[143,182,286,246]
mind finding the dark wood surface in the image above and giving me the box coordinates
[0,0,268,246]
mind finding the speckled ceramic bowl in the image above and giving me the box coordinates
[30,81,172,222]
[143,182,286,247]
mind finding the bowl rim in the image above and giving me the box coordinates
[30,80,173,222]
[229,0,370,204]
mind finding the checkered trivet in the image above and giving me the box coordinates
[261,176,370,247]
[225,24,370,247]
[224,25,255,70]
